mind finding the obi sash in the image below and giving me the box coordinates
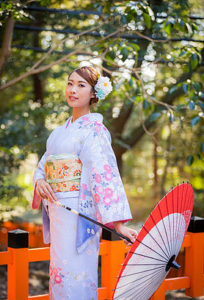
[44,154,82,192]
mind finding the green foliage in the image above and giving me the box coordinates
[0,0,203,220]
[0,0,31,25]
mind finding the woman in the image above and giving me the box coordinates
[32,66,137,300]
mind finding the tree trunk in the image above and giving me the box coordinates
[0,16,15,77]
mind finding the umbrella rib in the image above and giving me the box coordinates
[116,265,164,281]
[142,225,170,260]
[126,272,165,300]
[128,251,168,264]
[114,268,164,299]
[114,268,163,299]
[157,203,171,257]
[125,269,165,300]
[165,194,173,255]
[135,231,170,262]
[123,262,167,266]
[150,213,170,258]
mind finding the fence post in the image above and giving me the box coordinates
[101,229,126,299]
[185,216,204,297]
[7,229,29,300]
[150,281,166,300]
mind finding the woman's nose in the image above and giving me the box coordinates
[71,85,77,93]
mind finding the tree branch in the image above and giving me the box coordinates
[0,24,126,91]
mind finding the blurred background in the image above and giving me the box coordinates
[0,0,204,298]
[0,0,203,240]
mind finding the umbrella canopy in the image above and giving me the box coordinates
[113,183,194,300]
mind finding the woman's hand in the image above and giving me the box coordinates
[114,221,138,246]
[35,179,58,203]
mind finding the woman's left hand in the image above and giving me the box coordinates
[114,221,138,246]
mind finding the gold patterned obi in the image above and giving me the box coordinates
[44,154,82,192]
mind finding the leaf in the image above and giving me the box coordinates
[183,83,188,93]
[192,23,198,31]
[169,113,174,123]
[169,86,177,94]
[121,15,127,25]
[193,82,200,92]
[187,155,194,166]
[201,143,204,153]
[179,20,187,32]
[163,22,172,35]
[129,79,133,87]
[150,112,161,122]
[143,99,150,110]
[185,23,193,35]
[191,116,200,126]
[196,154,201,160]
[108,50,116,60]
[179,50,187,57]
[176,104,185,111]
[199,92,204,99]
[190,53,198,70]
[198,101,204,112]
[121,47,129,61]
[188,101,195,110]
[143,12,151,29]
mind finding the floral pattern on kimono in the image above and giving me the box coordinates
[32,113,132,254]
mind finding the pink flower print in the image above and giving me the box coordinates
[103,195,112,205]
[82,116,89,121]
[96,185,104,194]
[105,187,113,197]
[113,195,119,203]
[96,211,102,222]
[82,183,87,189]
[94,121,102,133]
[81,116,91,125]
[52,267,58,275]
[94,173,101,183]
[90,282,97,290]
[82,193,86,200]
[94,193,100,203]
[104,164,112,172]
[105,172,113,181]
[55,274,62,284]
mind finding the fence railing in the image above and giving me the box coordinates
[0,222,204,299]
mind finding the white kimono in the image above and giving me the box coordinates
[33,112,132,299]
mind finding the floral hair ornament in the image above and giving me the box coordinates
[94,76,113,100]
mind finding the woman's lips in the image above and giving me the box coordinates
[69,96,78,101]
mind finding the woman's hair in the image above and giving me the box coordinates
[69,66,99,105]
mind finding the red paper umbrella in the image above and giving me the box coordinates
[112,183,194,300]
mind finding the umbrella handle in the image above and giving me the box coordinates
[53,200,133,244]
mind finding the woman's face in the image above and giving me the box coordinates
[65,71,94,109]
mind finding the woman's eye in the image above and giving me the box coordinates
[67,82,72,86]
[79,84,85,87]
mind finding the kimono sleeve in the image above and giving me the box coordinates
[32,151,48,209]
[80,125,132,229]
[32,130,54,209]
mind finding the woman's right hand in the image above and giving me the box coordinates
[35,179,58,203]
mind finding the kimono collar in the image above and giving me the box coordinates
[66,113,103,128]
